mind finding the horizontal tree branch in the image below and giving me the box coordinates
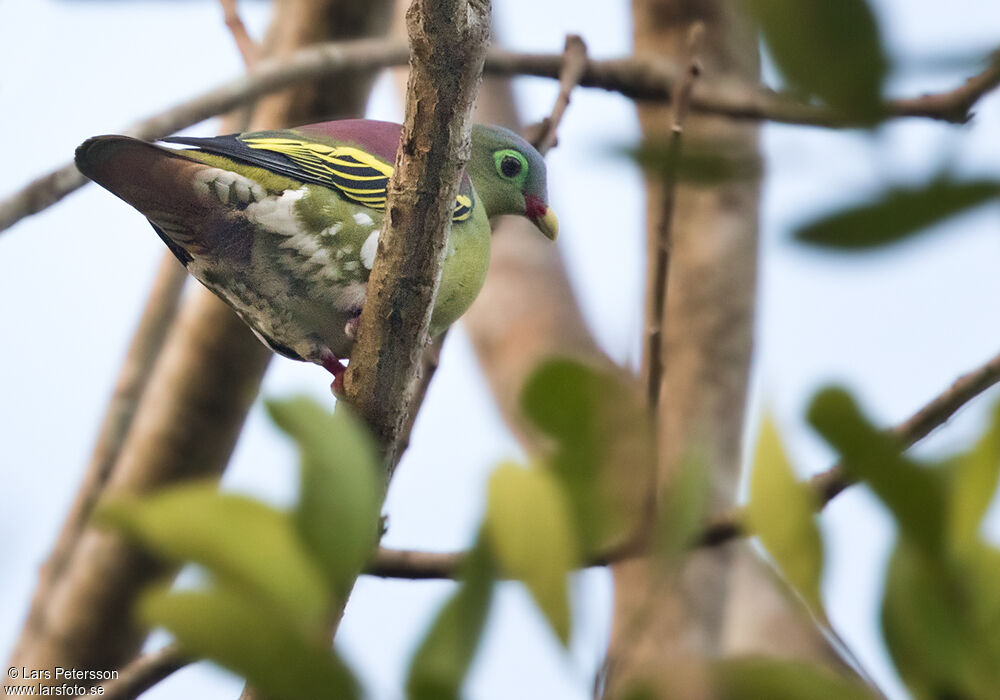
[4,42,998,235]
[366,346,1000,579]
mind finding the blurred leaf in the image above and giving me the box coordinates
[521,358,653,551]
[746,415,825,614]
[141,586,358,700]
[521,359,603,444]
[949,402,1000,554]
[627,140,762,186]
[715,656,875,700]
[881,541,958,699]
[267,397,381,591]
[98,484,328,627]
[485,462,577,644]
[881,540,1000,699]
[406,540,495,700]
[796,179,999,249]
[807,387,945,553]
[655,446,710,564]
[747,0,887,121]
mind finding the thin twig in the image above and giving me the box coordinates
[366,346,1000,579]
[220,0,260,70]
[810,345,1000,503]
[3,43,998,235]
[644,23,703,412]
[94,644,189,700]
[529,35,588,155]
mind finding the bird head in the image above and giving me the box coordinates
[469,125,558,240]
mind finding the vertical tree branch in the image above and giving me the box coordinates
[344,0,491,474]
[643,23,703,414]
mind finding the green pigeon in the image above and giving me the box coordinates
[75,120,558,391]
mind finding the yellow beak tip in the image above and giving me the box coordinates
[537,207,559,241]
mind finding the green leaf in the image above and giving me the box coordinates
[796,179,999,249]
[97,484,328,627]
[141,586,358,700]
[266,397,382,591]
[746,415,825,614]
[949,401,1000,554]
[655,446,711,564]
[715,656,875,700]
[406,540,495,700]
[880,540,1000,699]
[807,387,945,553]
[747,0,887,121]
[484,463,577,644]
[520,358,653,552]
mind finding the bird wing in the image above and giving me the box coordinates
[164,130,475,222]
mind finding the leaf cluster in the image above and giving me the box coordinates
[98,398,382,700]
[737,389,1000,699]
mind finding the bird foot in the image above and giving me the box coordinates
[319,348,347,396]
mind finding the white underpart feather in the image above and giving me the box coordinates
[193,167,265,204]
[360,231,379,270]
[309,248,332,266]
[245,188,307,238]
[320,222,342,239]
[335,282,368,312]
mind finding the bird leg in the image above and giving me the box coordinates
[344,311,362,341]
[319,348,347,395]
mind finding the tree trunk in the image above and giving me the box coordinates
[603,2,849,697]
[603,1,760,696]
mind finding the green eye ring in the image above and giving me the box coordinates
[493,149,529,186]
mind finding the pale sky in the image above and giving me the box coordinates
[1,2,999,699]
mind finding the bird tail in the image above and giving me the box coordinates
[75,136,227,262]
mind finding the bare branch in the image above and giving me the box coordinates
[486,47,1000,125]
[643,23,703,413]
[811,344,1000,503]
[96,644,189,700]
[3,42,997,235]
[343,0,491,474]
[527,35,588,154]
[220,0,260,70]
[367,346,1000,580]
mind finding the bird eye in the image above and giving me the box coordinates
[494,149,528,182]
[500,155,522,178]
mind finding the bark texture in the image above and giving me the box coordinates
[344,0,491,473]
[4,0,392,685]
[603,1,761,696]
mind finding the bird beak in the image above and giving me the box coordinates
[525,195,559,240]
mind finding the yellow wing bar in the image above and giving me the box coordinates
[242,137,472,221]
